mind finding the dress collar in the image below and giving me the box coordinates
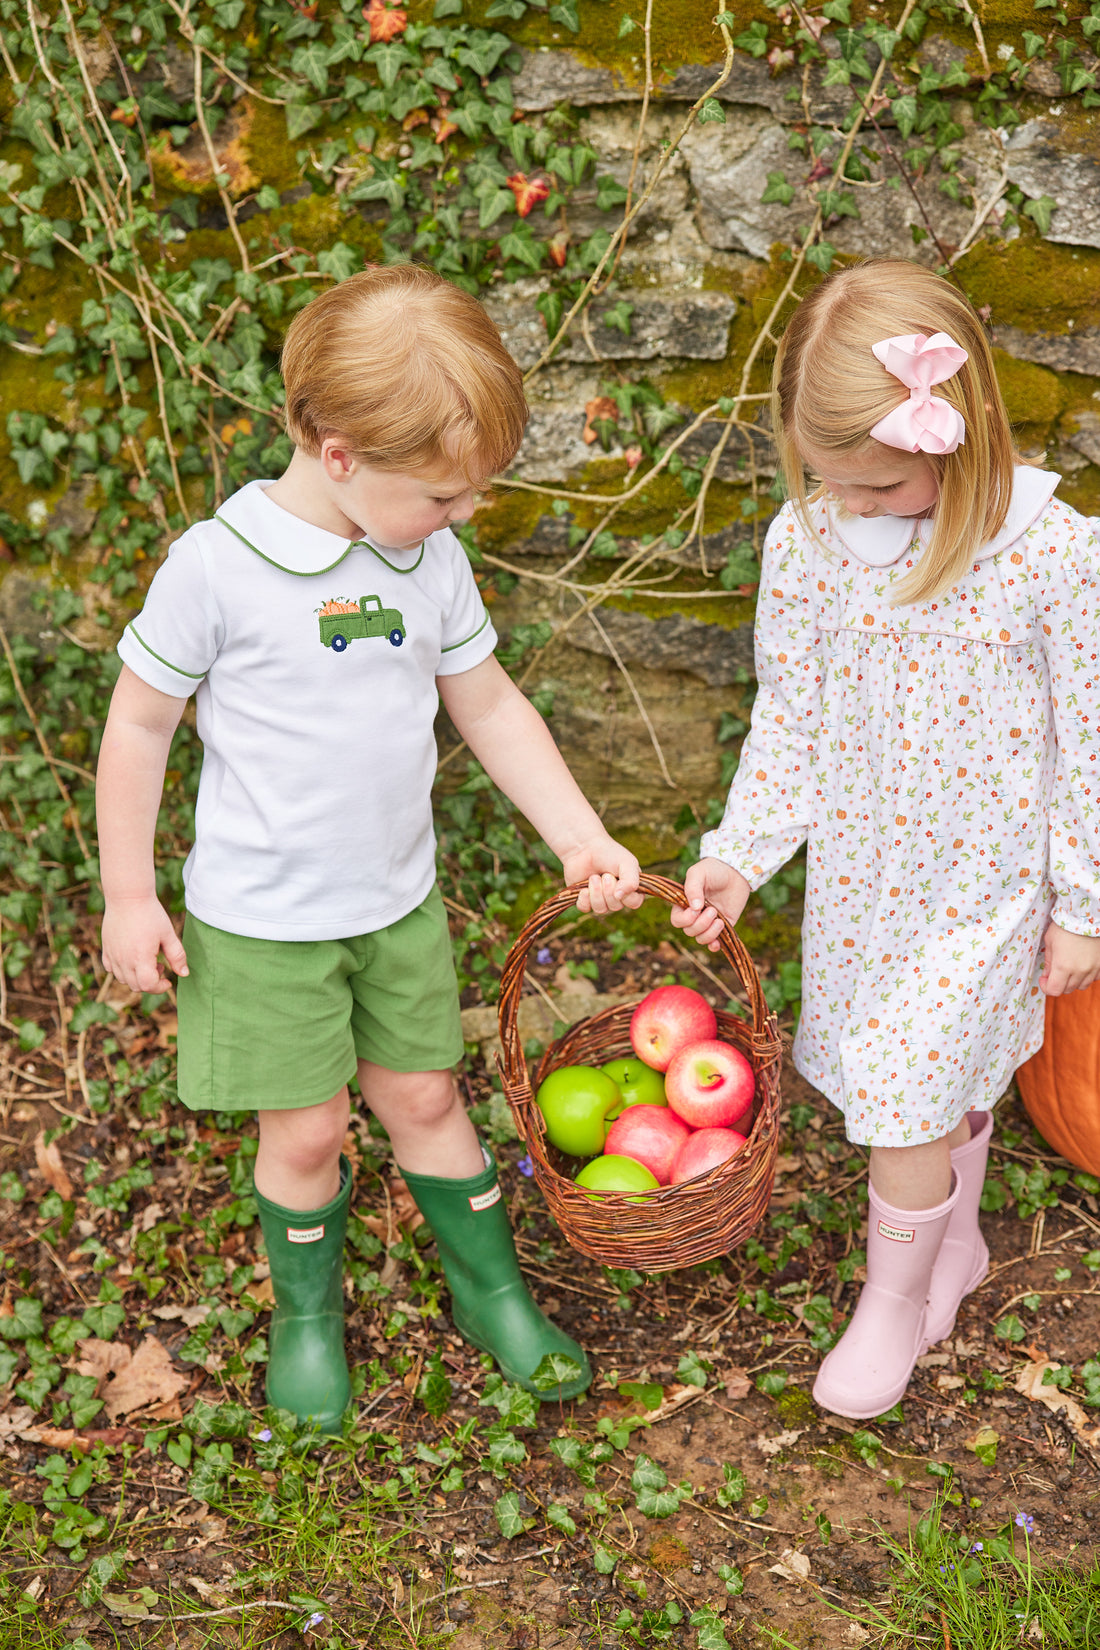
[213,479,426,576]
[816,465,1061,568]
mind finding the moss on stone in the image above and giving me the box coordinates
[956,238,1100,333]
[992,348,1068,428]
[462,0,769,81]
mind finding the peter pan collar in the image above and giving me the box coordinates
[213,478,427,576]
[817,465,1061,568]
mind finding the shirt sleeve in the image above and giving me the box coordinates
[116,532,223,697]
[1040,510,1100,936]
[700,508,822,889]
[435,529,498,677]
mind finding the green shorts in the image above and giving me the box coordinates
[176,885,464,1113]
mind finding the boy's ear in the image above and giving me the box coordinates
[319,436,357,479]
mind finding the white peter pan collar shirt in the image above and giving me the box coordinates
[117,479,497,941]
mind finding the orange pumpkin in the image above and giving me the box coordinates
[1015,980,1100,1175]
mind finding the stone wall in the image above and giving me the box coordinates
[457,36,1100,857]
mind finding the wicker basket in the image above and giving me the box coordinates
[496,872,783,1271]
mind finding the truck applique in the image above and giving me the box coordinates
[317,595,406,652]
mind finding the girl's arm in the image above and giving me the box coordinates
[97,664,190,992]
[1039,511,1100,959]
[675,510,822,949]
[437,656,641,915]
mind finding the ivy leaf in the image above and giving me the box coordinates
[499,226,545,270]
[529,1351,584,1391]
[291,42,330,93]
[804,240,837,274]
[368,40,415,88]
[690,1606,731,1650]
[547,1502,577,1536]
[494,1490,535,1538]
[505,171,551,216]
[285,102,324,140]
[1022,194,1056,235]
[891,92,917,139]
[550,1,580,30]
[697,97,726,124]
[536,290,563,337]
[760,171,794,206]
[592,1540,617,1573]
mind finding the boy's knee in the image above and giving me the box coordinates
[360,1064,457,1127]
[259,1091,349,1176]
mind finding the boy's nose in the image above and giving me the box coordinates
[447,491,476,522]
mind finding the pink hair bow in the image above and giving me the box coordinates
[869,332,968,455]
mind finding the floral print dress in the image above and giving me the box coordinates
[701,468,1100,1145]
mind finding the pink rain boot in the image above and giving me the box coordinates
[812,1175,959,1420]
[921,1110,992,1350]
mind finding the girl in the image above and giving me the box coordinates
[673,260,1100,1419]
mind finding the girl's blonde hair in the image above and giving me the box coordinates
[774,259,1018,603]
[280,264,528,482]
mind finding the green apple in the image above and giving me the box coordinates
[535,1065,623,1157]
[575,1154,661,1197]
[599,1057,667,1111]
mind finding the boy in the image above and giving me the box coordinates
[97,264,641,1432]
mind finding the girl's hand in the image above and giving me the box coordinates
[1039,922,1100,996]
[671,859,753,952]
[101,896,189,994]
[562,838,644,917]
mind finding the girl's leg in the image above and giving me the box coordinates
[921,1110,993,1347]
[813,1134,961,1420]
[868,1117,971,1209]
[253,1090,354,1434]
[358,1059,590,1402]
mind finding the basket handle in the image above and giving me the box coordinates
[495,871,771,1113]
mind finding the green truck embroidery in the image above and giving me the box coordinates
[317,595,406,652]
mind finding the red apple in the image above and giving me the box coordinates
[629,984,717,1072]
[665,1038,755,1130]
[670,1126,747,1185]
[604,1104,691,1186]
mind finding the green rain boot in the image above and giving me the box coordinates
[400,1147,591,1402]
[254,1156,353,1434]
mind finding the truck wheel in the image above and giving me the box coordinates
[331,634,348,652]
[388,629,404,647]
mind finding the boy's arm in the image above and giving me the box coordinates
[97,664,191,992]
[437,656,641,914]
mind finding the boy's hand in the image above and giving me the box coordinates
[101,897,189,994]
[563,839,643,917]
[1039,921,1100,996]
[671,858,752,952]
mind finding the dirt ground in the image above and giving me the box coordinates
[2,936,1099,1647]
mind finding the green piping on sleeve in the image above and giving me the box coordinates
[126,623,206,680]
[440,610,491,654]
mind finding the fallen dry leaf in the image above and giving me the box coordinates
[363,0,406,43]
[770,1547,812,1583]
[242,1275,275,1309]
[583,395,619,446]
[389,1176,425,1234]
[757,1427,806,1457]
[1015,1358,1100,1444]
[152,1303,210,1327]
[75,1337,132,1384]
[77,1335,188,1419]
[722,1367,752,1401]
[553,962,597,997]
[34,1131,73,1200]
